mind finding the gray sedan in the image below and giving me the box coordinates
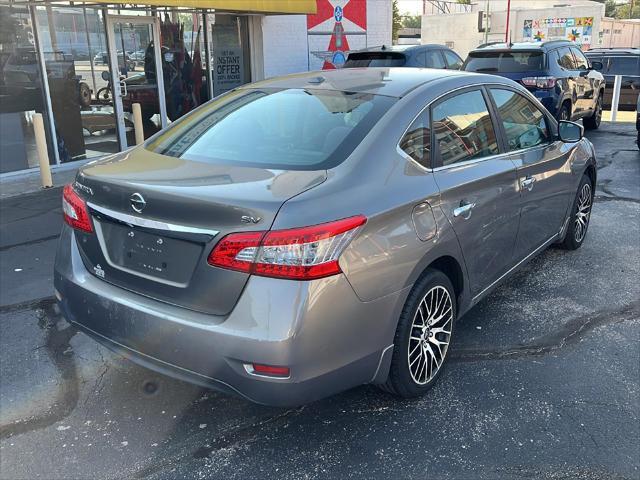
[54,68,596,406]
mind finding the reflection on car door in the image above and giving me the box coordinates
[556,47,581,114]
[571,47,596,114]
[488,87,574,261]
[430,88,520,295]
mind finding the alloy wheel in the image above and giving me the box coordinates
[574,183,592,243]
[407,285,453,385]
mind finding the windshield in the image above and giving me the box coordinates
[344,52,406,67]
[464,51,545,73]
[147,88,394,170]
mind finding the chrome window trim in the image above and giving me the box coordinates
[87,202,220,237]
[396,81,518,173]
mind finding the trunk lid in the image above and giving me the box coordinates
[74,149,326,316]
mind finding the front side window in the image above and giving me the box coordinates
[432,90,499,166]
[147,88,395,170]
[607,56,640,76]
[490,88,550,151]
[399,111,431,168]
[425,50,446,69]
[571,48,589,70]
[557,47,576,70]
[443,50,463,70]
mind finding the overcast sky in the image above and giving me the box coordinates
[398,0,423,15]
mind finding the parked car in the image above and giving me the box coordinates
[464,40,605,128]
[637,93,639,150]
[344,44,463,69]
[93,50,135,71]
[585,48,640,111]
[55,68,597,406]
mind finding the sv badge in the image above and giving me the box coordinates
[241,215,262,224]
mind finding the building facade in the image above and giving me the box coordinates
[0,0,391,175]
[421,0,614,58]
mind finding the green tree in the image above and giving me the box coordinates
[615,2,640,19]
[392,0,402,42]
[457,0,471,4]
[401,15,421,29]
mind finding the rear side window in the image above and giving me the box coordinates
[425,50,446,69]
[556,47,576,70]
[443,50,463,70]
[399,111,431,168]
[608,56,640,76]
[490,88,550,151]
[432,90,499,166]
[464,51,544,72]
[147,88,395,170]
[344,52,406,67]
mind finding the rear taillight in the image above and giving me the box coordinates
[62,184,93,233]
[521,76,557,89]
[208,215,367,280]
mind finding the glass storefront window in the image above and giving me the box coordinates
[0,5,54,173]
[210,14,250,98]
[36,6,122,162]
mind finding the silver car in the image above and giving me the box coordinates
[54,68,596,406]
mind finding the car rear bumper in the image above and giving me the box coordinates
[54,226,404,406]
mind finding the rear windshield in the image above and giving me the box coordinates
[344,52,406,68]
[464,51,545,73]
[146,88,395,170]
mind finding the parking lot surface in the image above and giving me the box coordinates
[0,122,638,480]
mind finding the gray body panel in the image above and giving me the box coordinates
[54,68,597,405]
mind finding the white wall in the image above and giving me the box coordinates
[261,15,309,79]
[367,0,392,47]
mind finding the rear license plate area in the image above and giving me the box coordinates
[97,220,202,284]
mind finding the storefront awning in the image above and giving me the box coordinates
[84,0,316,14]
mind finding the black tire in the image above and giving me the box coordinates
[96,87,111,101]
[559,174,593,250]
[381,269,456,398]
[583,94,602,130]
[557,102,571,122]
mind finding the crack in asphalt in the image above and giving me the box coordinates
[450,301,639,362]
[0,234,60,252]
[0,298,79,440]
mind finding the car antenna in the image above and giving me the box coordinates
[381,44,386,51]
[508,31,513,48]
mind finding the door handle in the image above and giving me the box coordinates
[453,202,476,219]
[521,176,536,191]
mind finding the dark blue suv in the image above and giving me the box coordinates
[464,40,605,129]
[344,44,463,70]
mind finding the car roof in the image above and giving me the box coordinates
[350,44,451,54]
[240,67,485,98]
[470,40,573,53]
[586,48,640,55]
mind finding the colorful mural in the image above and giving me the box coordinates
[523,17,594,50]
[307,0,367,70]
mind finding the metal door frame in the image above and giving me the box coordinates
[105,14,167,150]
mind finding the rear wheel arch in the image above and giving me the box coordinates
[418,255,465,312]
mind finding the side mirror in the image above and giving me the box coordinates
[101,70,110,81]
[558,120,583,143]
[590,60,604,71]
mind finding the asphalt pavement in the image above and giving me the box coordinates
[0,122,638,480]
